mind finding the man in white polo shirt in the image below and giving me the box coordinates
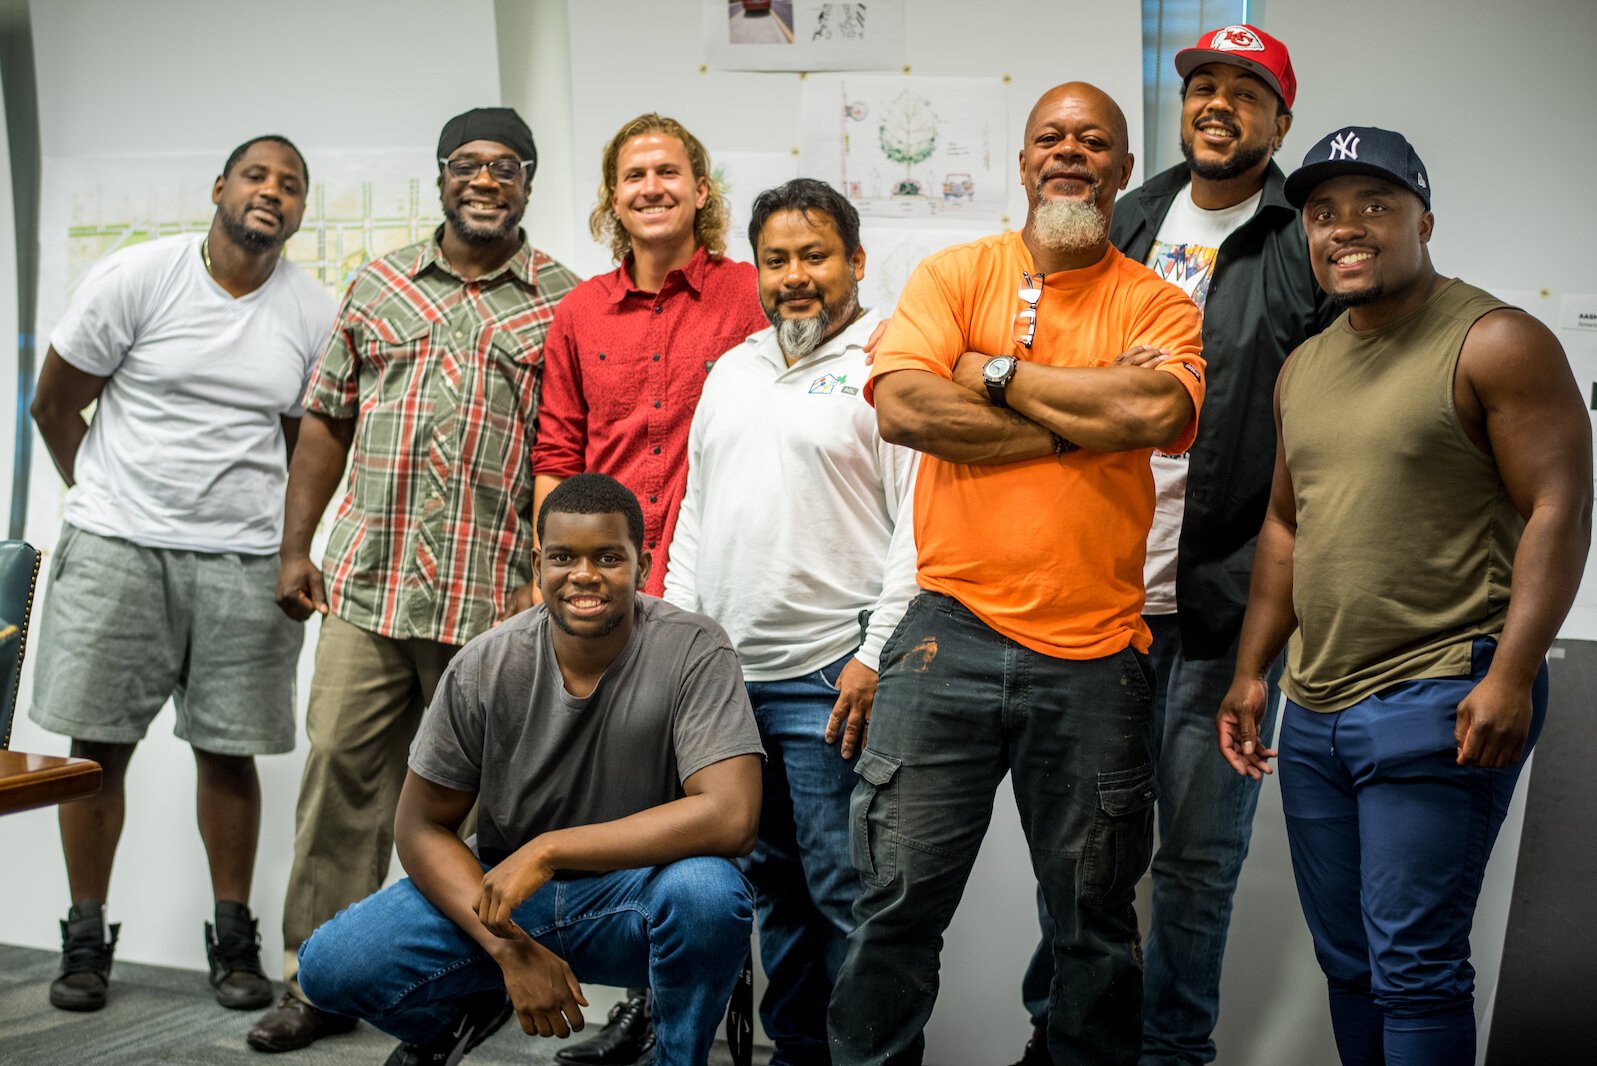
[27,135,335,1015]
[665,178,917,1066]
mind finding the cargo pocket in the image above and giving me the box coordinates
[1080,763,1157,904]
[849,748,902,888]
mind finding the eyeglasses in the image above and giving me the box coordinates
[1013,271,1044,350]
[439,157,534,183]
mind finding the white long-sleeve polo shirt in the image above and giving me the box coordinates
[663,308,919,682]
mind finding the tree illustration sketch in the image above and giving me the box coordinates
[878,91,937,196]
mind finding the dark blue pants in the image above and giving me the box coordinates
[829,592,1157,1066]
[743,654,862,1066]
[1279,638,1545,1066]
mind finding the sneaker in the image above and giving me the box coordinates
[383,989,513,1066]
[555,988,653,1065]
[1006,1028,1053,1066]
[246,991,358,1053]
[48,900,120,1012]
[206,901,274,1010]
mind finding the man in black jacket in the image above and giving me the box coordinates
[1009,24,1334,1066]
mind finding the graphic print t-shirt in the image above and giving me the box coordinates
[1142,184,1260,614]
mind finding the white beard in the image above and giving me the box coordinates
[1031,199,1108,252]
[775,313,828,361]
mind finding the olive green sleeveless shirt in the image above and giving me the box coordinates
[1277,279,1518,712]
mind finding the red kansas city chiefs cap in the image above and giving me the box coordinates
[1175,24,1297,111]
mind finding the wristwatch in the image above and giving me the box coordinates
[982,355,1018,408]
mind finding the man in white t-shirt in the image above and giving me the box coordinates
[27,135,336,1017]
[664,179,917,1066]
[1007,26,1335,1066]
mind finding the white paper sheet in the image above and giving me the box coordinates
[703,0,905,73]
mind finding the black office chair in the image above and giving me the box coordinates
[0,539,42,749]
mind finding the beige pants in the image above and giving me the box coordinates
[280,611,459,999]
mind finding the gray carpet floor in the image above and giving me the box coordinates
[0,945,765,1065]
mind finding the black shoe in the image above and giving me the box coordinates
[207,901,274,1010]
[384,989,513,1066]
[246,991,358,1053]
[555,988,654,1065]
[49,901,120,1012]
[1006,1028,1053,1066]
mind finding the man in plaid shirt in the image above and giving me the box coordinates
[247,107,579,1055]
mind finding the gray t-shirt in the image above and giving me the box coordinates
[409,595,764,865]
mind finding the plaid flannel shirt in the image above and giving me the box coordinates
[303,228,579,645]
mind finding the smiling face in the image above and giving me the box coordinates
[1019,83,1134,220]
[756,208,865,363]
[535,510,649,641]
[1302,174,1433,310]
[1179,62,1290,183]
[211,140,307,252]
[611,133,708,254]
[438,138,529,246]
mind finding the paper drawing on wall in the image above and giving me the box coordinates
[727,0,794,46]
[857,221,1002,314]
[703,0,903,71]
[802,75,1007,221]
[813,3,867,41]
[877,91,938,197]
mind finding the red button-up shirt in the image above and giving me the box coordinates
[533,247,766,595]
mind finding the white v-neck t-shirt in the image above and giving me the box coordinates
[52,234,336,554]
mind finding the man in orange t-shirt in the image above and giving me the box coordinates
[827,83,1204,1066]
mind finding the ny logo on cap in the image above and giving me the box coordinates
[1328,131,1360,161]
[1211,25,1265,52]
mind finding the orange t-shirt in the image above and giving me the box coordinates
[866,231,1204,659]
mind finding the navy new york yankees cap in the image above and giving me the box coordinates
[1284,126,1431,210]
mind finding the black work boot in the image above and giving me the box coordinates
[555,987,653,1065]
[206,900,273,1010]
[1005,1027,1054,1066]
[49,900,120,1011]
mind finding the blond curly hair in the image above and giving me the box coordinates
[589,114,729,263]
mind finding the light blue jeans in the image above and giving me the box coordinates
[298,856,752,1065]
[1023,613,1280,1064]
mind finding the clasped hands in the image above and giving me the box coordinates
[476,840,589,1039]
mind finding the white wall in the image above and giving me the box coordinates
[3,2,1593,1065]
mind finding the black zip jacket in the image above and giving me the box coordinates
[1110,161,1336,660]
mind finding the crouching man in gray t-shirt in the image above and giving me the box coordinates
[297,474,765,1066]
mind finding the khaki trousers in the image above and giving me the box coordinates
[280,611,459,999]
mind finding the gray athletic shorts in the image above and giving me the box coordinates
[29,523,303,755]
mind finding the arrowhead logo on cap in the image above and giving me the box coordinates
[1210,25,1265,52]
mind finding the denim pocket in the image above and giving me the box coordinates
[1081,763,1156,904]
[849,748,901,888]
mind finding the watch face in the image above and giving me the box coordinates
[984,356,1015,382]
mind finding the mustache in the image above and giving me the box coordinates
[1193,112,1240,137]
[776,288,822,304]
[246,200,283,220]
[1038,168,1097,188]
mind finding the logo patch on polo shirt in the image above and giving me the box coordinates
[809,372,848,395]
[1179,362,1202,383]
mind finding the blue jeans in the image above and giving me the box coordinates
[1279,637,1545,1066]
[744,653,862,1066]
[297,857,753,1066]
[829,592,1156,1066]
[1022,613,1280,1064]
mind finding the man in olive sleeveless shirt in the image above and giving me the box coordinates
[1215,128,1591,1065]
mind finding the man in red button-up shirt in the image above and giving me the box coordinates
[532,114,767,600]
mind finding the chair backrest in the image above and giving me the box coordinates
[0,541,42,749]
